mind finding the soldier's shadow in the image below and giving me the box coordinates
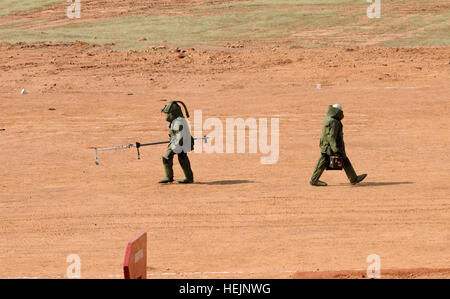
[197,180,255,185]
[353,181,414,187]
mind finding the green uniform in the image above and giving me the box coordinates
[311,105,366,185]
[159,101,194,184]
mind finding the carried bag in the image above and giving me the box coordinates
[327,155,343,170]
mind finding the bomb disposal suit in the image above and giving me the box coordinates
[159,101,194,184]
[310,104,367,186]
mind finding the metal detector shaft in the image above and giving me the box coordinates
[138,136,209,148]
[94,136,209,165]
[96,144,135,152]
[138,140,169,147]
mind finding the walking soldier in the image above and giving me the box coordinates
[159,101,195,184]
[310,104,367,186]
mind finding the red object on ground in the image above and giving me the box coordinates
[123,232,147,279]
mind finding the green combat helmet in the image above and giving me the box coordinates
[161,100,190,123]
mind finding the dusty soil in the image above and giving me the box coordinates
[293,268,450,279]
[0,40,448,279]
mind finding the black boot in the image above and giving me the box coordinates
[310,180,328,186]
[351,174,367,185]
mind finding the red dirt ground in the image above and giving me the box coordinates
[293,268,450,279]
[1,0,450,277]
[1,40,448,279]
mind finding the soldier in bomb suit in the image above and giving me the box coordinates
[310,104,367,186]
[159,101,194,184]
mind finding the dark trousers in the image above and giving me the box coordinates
[311,153,357,183]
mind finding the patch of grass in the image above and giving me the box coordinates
[0,8,351,50]
[0,0,448,48]
[382,21,450,47]
[339,4,450,46]
[370,12,450,35]
[204,0,360,9]
[0,0,61,16]
[0,18,53,30]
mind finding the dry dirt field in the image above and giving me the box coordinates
[0,0,449,279]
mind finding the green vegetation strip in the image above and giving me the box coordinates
[0,0,448,48]
[0,0,61,16]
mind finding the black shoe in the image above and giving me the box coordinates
[158,177,174,184]
[310,180,327,186]
[351,174,367,185]
[177,178,194,184]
